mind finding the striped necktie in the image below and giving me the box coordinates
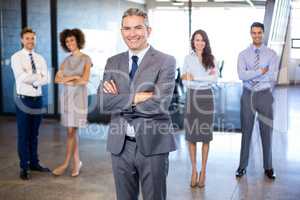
[29,53,37,74]
[254,48,260,70]
[250,49,260,88]
[29,53,38,89]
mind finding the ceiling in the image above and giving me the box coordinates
[148,0,268,7]
[155,0,267,2]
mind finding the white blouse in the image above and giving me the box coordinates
[181,52,218,90]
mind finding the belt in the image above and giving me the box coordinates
[125,135,136,142]
[17,95,42,100]
[243,87,271,93]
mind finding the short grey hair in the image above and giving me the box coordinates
[122,8,149,27]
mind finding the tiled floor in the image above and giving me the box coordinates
[0,86,300,200]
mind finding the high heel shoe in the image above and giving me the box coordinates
[71,161,82,177]
[52,164,68,176]
[198,171,206,188]
[190,171,198,188]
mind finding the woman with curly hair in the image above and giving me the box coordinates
[53,28,92,177]
[181,29,217,188]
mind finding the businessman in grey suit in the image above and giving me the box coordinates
[97,8,177,200]
[236,22,278,180]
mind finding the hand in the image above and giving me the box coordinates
[134,92,153,104]
[209,68,216,75]
[73,75,81,80]
[65,81,75,86]
[69,75,81,81]
[182,73,194,81]
[103,80,118,94]
[56,70,63,78]
[55,70,64,83]
[73,79,87,85]
[260,67,269,75]
[32,81,39,88]
[65,76,81,85]
[32,81,38,89]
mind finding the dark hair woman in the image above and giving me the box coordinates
[181,29,217,188]
[53,28,92,177]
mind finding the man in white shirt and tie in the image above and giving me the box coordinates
[11,27,50,180]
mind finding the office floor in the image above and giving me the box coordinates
[0,86,300,200]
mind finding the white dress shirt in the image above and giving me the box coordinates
[126,45,151,137]
[11,48,49,97]
[181,52,218,90]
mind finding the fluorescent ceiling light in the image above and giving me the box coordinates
[213,0,246,2]
[172,1,185,6]
[155,6,182,9]
[126,0,145,3]
[177,0,208,1]
[156,0,208,2]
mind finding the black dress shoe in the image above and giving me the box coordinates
[30,164,51,172]
[20,170,30,180]
[235,168,246,178]
[265,169,276,180]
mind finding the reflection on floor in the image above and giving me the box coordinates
[212,82,243,131]
[0,86,300,200]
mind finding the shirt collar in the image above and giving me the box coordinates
[128,44,150,63]
[250,43,266,52]
[190,51,202,57]
[22,48,35,55]
[191,51,197,56]
[190,51,203,62]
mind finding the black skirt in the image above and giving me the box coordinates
[184,88,214,143]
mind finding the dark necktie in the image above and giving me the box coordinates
[129,55,139,80]
[250,49,260,88]
[29,53,37,74]
[29,53,38,89]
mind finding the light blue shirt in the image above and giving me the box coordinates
[181,52,218,90]
[237,44,279,91]
[126,45,151,137]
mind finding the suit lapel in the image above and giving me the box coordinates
[132,46,156,84]
[119,51,129,74]
[118,51,130,88]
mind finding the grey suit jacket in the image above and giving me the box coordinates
[97,46,178,156]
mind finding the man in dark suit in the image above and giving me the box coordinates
[98,8,177,200]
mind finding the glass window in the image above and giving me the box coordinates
[192,7,265,82]
[56,0,145,114]
[0,0,22,113]
[27,0,54,114]
[291,3,300,59]
[148,8,189,68]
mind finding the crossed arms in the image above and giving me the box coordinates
[237,53,278,82]
[54,62,91,86]
[98,56,176,118]
[11,55,48,87]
